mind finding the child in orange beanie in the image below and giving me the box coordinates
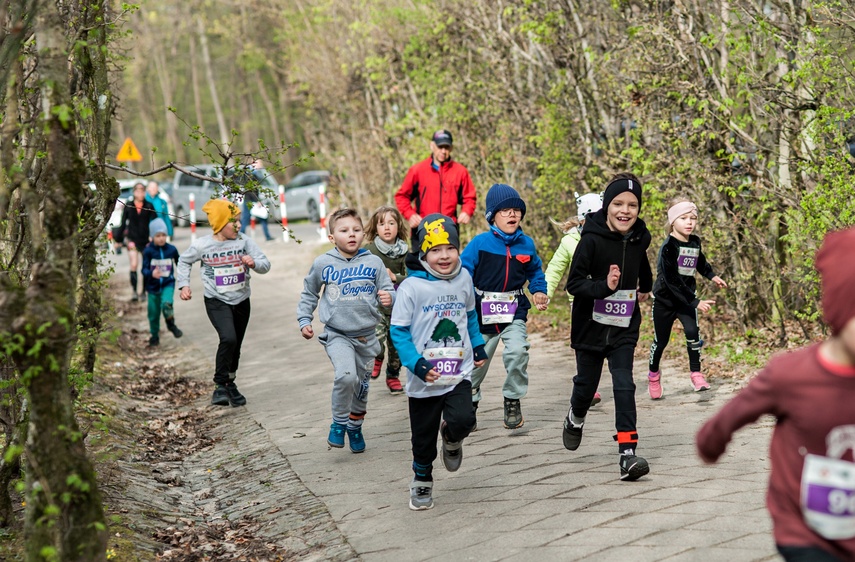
[696,226,855,562]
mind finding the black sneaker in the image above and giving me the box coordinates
[503,397,524,429]
[224,382,247,407]
[440,421,463,472]
[131,293,139,303]
[167,323,183,338]
[619,450,650,481]
[562,417,584,451]
[148,336,159,347]
[211,385,230,406]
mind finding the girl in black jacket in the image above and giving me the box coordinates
[647,199,727,398]
[561,173,653,482]
[114,182,156,301]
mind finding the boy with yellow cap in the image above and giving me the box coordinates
[177,199,271,406]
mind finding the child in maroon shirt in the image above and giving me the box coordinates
[696,227,855,562]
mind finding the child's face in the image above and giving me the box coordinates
[494,208,522,235]
[153,232,168,246]
[218,218,240,240]
[133,185,146,202]
[606,193,639,234]
[376,212,399,244]
[671,212,698,240]
[425,244,459,275]
[329,216,365,257]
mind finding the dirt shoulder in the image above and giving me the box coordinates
[89,294,358,562]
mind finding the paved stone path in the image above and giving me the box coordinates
[119,224,779,561]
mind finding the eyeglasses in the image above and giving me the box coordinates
[498,209,522,217]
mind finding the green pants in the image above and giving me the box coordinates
[147,288,176,336]
[470,319,531,402]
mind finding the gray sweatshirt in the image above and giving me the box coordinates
[297,248,395,337]
[176,234,271,305]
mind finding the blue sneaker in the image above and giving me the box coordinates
[346,426,366,453]
[327,422,346,448]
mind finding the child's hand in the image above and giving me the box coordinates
[638,292,651,303]
[387,268,396,283]
[533,292,549,311]
[425,368,440,383]
[152,267,162,279]
[179,287,192,301]
[241,255,255,269]
[378,290,392,307]
[697,299,715,313]
[607,264,621,290]
[474,359,486,368]
[301,325,314,340]
[712,276,728,289]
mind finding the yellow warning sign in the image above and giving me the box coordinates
[116,137,143,162]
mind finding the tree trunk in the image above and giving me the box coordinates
[196,15,229,147]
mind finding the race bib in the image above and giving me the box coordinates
[480,292,519,325]
[801,454,855,539]
[424,347,465,386]
[150,258,173,278]
[592,290,636,327]
[214,264,246,293]
[677,247,700,276]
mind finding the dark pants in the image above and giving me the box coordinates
[777,545,845,562]
[649,299,702,372]
[204,297,251,385]
[570,346,637,452]
[409,380,475,482]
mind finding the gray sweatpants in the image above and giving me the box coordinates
[319,329,381,427]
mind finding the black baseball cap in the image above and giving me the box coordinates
[431,129,453,147]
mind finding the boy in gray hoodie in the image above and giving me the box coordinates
[297,208,395,453]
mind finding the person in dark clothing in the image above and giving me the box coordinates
[647,198,728,399]
[115,182,157,301]
[560,172,653,482]
[141,218,183,347]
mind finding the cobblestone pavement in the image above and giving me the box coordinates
[132,224,779,561]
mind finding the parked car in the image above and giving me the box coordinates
[171,164,283,227]
[282,170,329,223]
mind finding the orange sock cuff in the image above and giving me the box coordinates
[613,431,639,444]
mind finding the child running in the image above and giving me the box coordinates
[390,214,487,510]
[177,199,270,407]
[297,208,395,453]
[697,227,855,562]
[545,191,604,405]
[561,172,653,481]
[461,183,548,430]
[141,218,183,347]
[364,205,409,394]
[647,199,727,398]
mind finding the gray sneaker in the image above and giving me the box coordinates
[409,479,434,511]
[440,421,463,472]
[503,397,524,429]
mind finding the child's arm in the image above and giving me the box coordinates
[296,261,323,337]
[695,365,778,463]
[374,262,396,308]
[141,247,154,280]
[389,324,434,381]
[544,235,577,299]
[698,250,728,289]
[460,239,480,278]
[176,241,201,300]
[565,238,614,299]
[524,247,549,310]
[638,245,653,302]
[241,237,271,274]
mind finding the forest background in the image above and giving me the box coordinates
[1,0,855,559]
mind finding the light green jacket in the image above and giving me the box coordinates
[544,229,581,299]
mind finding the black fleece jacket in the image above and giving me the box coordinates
[565,209,653,351]
[652,234,716,309]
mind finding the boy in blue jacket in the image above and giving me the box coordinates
[142,218,183,347]
[461,184,549,430]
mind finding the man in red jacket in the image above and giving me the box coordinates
[395,129,477,232]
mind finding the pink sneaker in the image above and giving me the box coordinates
[690,372,711,392]
[648,371,663,400]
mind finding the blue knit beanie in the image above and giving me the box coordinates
[149,218,168,238]
[484,183,527,224]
